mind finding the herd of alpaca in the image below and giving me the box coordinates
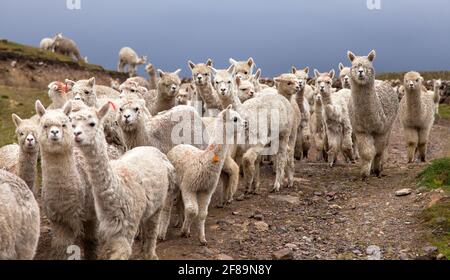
[0,49,444,260]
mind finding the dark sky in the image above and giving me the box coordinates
[1,0,449,77]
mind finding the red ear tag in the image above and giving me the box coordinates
[108,101,117,110]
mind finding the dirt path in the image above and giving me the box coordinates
[34,118,450,260]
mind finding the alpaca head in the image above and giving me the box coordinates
[70,77,97,107]
[274,73,300,97]
[338,63,351,89]
[12,114,39,154]
[145,63,155,74]
[35,100,73,155]
[110,78,121,91]
[217,105,247,143]
[347,50,376,86]
[117,97,147,132]
[188,59,213,86]
[314,69,335,97]
[291,66,309,91]
[229,57,254,80]
[403,71,423,93]
[176,83,194,105]
[119,80,140,98]
[314,91,323,106]
[71,102,109,148]
[210,65,235,99]
[48,81,72,104]
[157,69,181,98]
[137,55,147,65]
[236,76,255,102]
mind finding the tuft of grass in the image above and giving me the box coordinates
[420,198,450,259]
[417,158,450,191]
[439,104,450,120]
[0,85,49,146]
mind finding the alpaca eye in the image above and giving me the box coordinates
[215,81,219,84]
[244,71,248,75]
[134,107,139,112]
[20,132,24,136]
[119,108,123,112]
[131,89,136,93]
[62,124,67,128]
[84,90,90,95]
[227,81,231,84]
[89,123,96,127]
[72,124,76,128]
[233,117,238,122]
[43,125,48,129]
[287,82,292,86]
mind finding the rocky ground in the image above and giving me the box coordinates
[34,117,450,260]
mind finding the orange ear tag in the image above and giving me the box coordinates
[213,154,220,162]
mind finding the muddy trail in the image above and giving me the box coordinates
[34,118,450,260]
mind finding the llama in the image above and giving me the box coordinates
[35,100,98,259]
[148,69,182,115]
[314,69,354,166]
[51,33,86,63]
[167,105,246,245]
[399,71,436,163]
[0,169,40,260]
[229,57,255,80]
[40,37,54,51]
[338,63,351,89]
[188,59,222,115]
[71,103,176,259]
[117,47,147,77]
[347,50,399,178]
[0,114,39,194]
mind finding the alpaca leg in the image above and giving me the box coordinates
[99,236,133,260]
[50,222,77,260]
[418,127,431,162]
[326,132,339,168]
[158,188,177,241]
[294,126,303,160]
[372,133,389,177]
[180,189,198,238]
[173,192,184,228]
[142,209,162,260]
[243,149,258,194]
[117,60,125,72]
[82,219,98,260]
[251,156,261,194]
[285,145,295,187]
[352,132,360,160]
[129,64,137,77]
[404,127,418,163]
[272,135,289,192]
[221,156,239,203]
[355,133,375,179]
[196,191,214,246]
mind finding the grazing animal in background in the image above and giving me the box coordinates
[399,71,436,163]
[167,105,246,245]
[40,37,55,51]
[0,169,40,260]
[117,47,147,77]
[51,33,86,63]
[71,103,176,259]
[347,50,399,179]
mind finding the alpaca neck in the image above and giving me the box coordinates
[320,91,332,106]
[197,82,220,108]
[122,119,149,150]
[201,120,231,171]
[17,150,38,191]
[406,89,422,118]
[351,80,385,124]
[52,94,68,108]
[41,150,79,191]
[155,89,176,111]
[147,71,157,90]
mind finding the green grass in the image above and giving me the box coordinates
[439,104,450,120]
[0,85,49,146]
[417,158,450,191]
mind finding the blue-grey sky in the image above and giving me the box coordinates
[1,0,449,77]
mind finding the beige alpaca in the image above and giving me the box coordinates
[229,57,255,80]
[35,100,98,259]
[0,115,39,194]
[310,93,328,161]
[347,50,399,178]
[399,72,436,163]
[210,65,236,109]
[51,33,86,63]
[188,59,222,115]
[148,69,182,115]
[338,63,351,89]
[176,83,195,106]
[145,63,158,90]
[314,69,354,166]
[47,81,73,109]
[167,106,246,245]
[72,104,175,259]
[117,47,147,77]
[237,76,257,102]
[0,169,40,260]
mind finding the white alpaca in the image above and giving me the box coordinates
[0,114,39,194]
[40,37,54,51]
[338,63,351,89]
[0,169,40,260]
[167,106,246,245]
[117,47,147,77]
[51,33,86,63]
[47,81,73,109]
[310,93,328,161]
[229,57,255,80]
[72,103,176,259]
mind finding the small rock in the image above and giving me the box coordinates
[268,195,300,205]
[232,211,239,216]
[399,252,409,260]
[395,188,412,196]
[314,191,323,196]
[10,60,17,67]
[436,253,446,260]
[201,247,215,256]
[285,243,298,251]
[216,253,234,260]
[423,245,438,259]
[253,214,264,221]
[352,249,362,255]
[254,221,269,232]
[38,61,44,66]
[272,248,294,260]
[302,236,313,243]
[366,245,382,260]
[329,204,342,210]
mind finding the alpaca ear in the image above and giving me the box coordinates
[229,58,237,65]
[188,60,196,70]
[11,113,22,128]
[158,69,165,78]
[235,76,241,87]
[247,57,254,67]
[339,63,344,71]
[208,66,218,75]
[173,69,182,76]
[255,68,261,80]
[35,100,47,117]
[347,51,356,62]
[329,69,335,79]
[97,102,110,120]
[62,101,72,116]
[87,77,95,87]
[291,66,297,74]
[314,69,321,78]
[227,64,235,74]
[303,67,309,74]
[206,58,213,66]
[226,104,233,110]
[367,50,376,62]
[274,77,282,83]
[65,79,75,89]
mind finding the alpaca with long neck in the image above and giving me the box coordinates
[167,105,246,245]
[35,100,98,259]
[311,93,328,161]
[145,63,158,90]
[347,50,399,178]
[210,65,236,109]
[0,115,39,193]
[314,69,354,167]
[399,72,436,163]
[0,169,40,260]
[149,69,182,115]
[72,103,175,259]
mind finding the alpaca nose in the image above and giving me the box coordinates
[409,82,414,88]
[74,131,82,137]
[197,76,203,81]
[50,129,59,136]
[124,114,131,119]
[221,88,226,92]
[249,91,254,97]
[26,136,34,143]
[295,85,300,91]
[171,85,177,91]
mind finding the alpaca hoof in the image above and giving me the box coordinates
[271,183,280,193]
[235,194,245,201]
[180,230,191,238]
[199,239,208,246]
[157,234,167,241]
